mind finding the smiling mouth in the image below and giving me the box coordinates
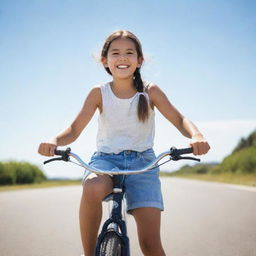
[117,65,130,69]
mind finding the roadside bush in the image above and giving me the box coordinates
[0,162,16,185]
[233,130,256,153]
[0,161,47,185]
[212,147,256,174]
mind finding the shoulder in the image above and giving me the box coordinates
[90,82,110,96]
[145,83,167,104]
[146,83,161,93]
[88,85,101,98]
[85,85,102,108]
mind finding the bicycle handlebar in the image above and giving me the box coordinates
[43,147,200,175]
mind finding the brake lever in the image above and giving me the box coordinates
[172,156,200,162]
[44,157,64,165]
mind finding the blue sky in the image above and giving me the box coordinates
[1,0,255,178]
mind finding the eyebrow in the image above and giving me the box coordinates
[110,48,135,52]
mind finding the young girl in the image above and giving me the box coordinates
[38,30,210,256]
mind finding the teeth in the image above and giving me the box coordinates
[117,65,129,69]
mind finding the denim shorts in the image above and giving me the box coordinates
[82,148,164,213]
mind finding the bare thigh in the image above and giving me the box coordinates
[82,173,113,202]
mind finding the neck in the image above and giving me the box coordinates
[111,77,135,93]
[110,77,137,98]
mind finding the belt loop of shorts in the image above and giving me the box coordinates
[123,150,141,157]
[124,150,132,155]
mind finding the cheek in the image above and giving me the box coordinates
[107,56,117,66]
[131,56,140,64]
[108,61,116,70]
[103,61,113,70]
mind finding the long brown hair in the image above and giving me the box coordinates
[101,30,149,122]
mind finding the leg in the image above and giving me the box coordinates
[132,207,166,256]
[79,173,113,256]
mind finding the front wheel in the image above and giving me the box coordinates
[99,231,123,256]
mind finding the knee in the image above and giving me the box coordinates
[82,178,111,203]
[140,239,165,256]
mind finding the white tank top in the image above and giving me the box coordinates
[96,82,155,154]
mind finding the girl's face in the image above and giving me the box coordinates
[102,38,143,80]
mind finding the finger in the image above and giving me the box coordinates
[204,143,209,154]
[199,141,205,155]
[39,143,48,156]
[201,142,210,155]
[195,144,200,155]
[38,143,53,156]
[197,142,205,155]
[38,144,43,155]
[196,142,201,155]
[190,143,199,155]
[206,143,210,153]
[42,143,49,156]
[49,145,56,156]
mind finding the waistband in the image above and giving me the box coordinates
[96,148,153,157]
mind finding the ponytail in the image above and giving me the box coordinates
[134,68,149,122]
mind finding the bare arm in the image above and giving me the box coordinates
[38,87,102,156]
[148,84,210,155]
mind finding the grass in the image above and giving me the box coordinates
[0,180,82,192]
[162,172,256,187]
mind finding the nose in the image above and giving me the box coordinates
[118,54,128,60]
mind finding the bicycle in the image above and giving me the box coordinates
[44,146,200,256]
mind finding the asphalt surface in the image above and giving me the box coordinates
[0,178,255,256]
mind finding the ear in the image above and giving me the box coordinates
[101,57,108,67]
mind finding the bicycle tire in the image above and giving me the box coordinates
[99,231,123,256]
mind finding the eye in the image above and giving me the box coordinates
[127,52,134,55]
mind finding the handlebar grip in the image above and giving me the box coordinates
[54,149,66,156]
[176,147,193,155]
[54,147,71,156]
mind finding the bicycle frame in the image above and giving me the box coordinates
[95,175,130,255]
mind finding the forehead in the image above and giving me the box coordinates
[109,37,136,51]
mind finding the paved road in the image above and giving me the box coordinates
[0,178,256,256]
